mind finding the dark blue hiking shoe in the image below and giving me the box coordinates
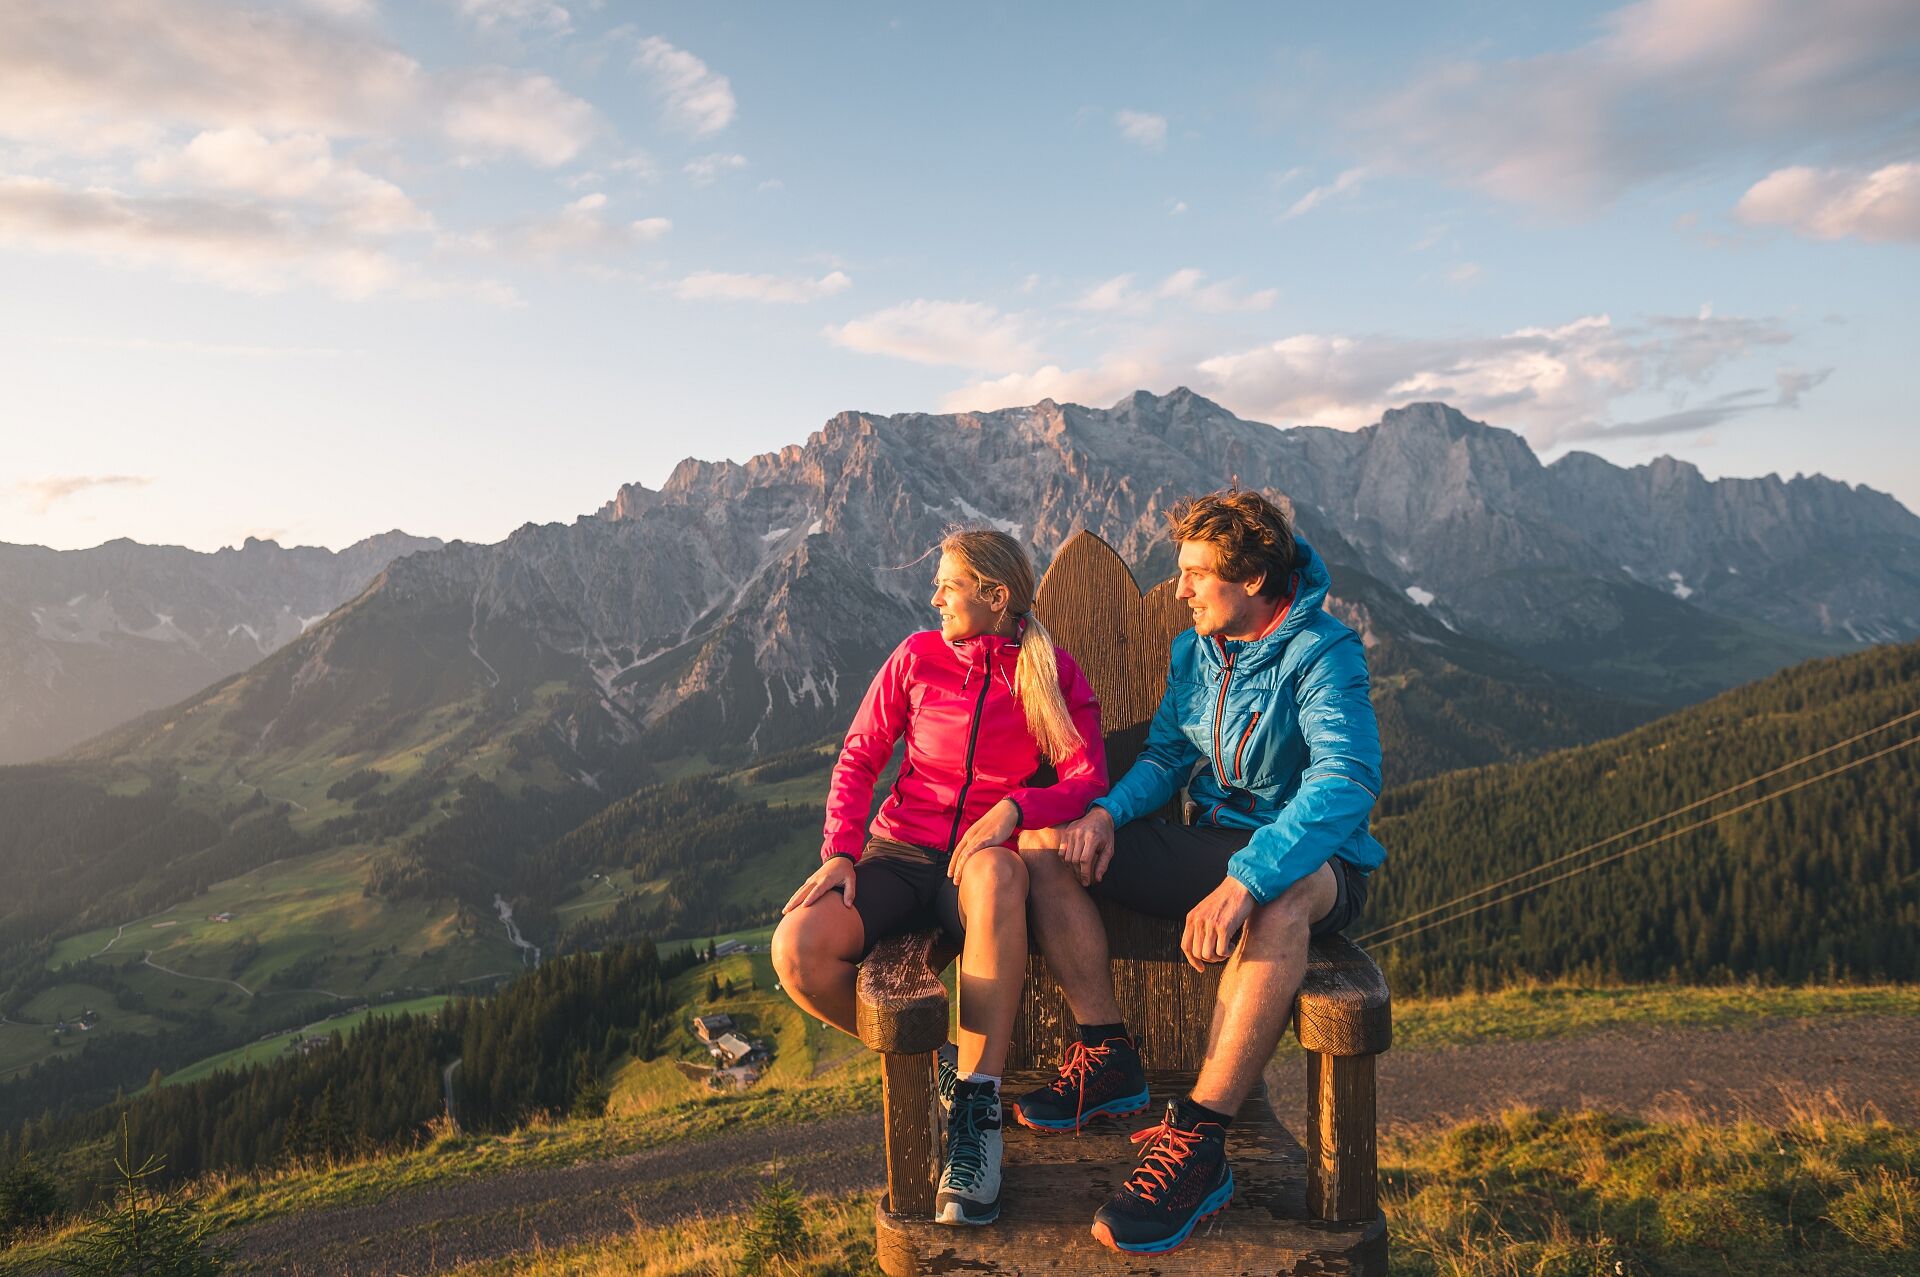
[1012,1035,1149,1133]
[1090,1103,1234,1254]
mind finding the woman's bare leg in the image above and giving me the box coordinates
[954,845,1029,1077]
[771,895,866,1037]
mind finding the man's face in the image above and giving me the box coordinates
[1175,541,1266,638]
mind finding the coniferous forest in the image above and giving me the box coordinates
[0,943,691,1208]
[1367,641,1920,995]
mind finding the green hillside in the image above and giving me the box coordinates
[1368,641,1920,995]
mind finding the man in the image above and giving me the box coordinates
[1015,488,1384,1256]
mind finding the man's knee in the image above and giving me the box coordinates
[1019,845,1079,895]
[1244,869,1333,951]
[961,844,1027,902]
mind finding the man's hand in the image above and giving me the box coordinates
[1058,807,1116,887]
[1182,876,1255,972]
[783,855,857,914]
[950,799,1020,882]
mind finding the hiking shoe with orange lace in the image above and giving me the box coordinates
[1012,1035,1149,1132]
[1090,1102,1234,1254]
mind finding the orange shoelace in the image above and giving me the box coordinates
[1122,1117,1206,1205]
[1045,1040,1117,1131]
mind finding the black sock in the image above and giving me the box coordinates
[1175,1096,1234,1132]
[1079,1021,1128,1047]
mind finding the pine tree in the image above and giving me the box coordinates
[705,974,721,1003]
[739,1168,808,1274]
[61,1116,230,1277]
[0,1154,62,1242]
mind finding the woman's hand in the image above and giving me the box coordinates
[949,799,1020,883]
[783,855,857,914]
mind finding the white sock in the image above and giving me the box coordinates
[958,1072,1000,1094]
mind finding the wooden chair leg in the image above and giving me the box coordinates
[1307,1051,1378,1222]
[881,1051,940,1217]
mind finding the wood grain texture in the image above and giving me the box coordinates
[858,930,953,1055]
[1307,1053,1377,1223]
[1293,936,1392,1057]
[883,1051,941,1218]
[875,1069,1386,1274]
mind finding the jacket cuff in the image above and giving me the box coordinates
[822,846,860,866]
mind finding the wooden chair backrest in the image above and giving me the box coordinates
[1009,530,1223,1071]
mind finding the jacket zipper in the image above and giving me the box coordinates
[1211,650,1237,787]
[1233,711,1261,781]
[946,647,993,853]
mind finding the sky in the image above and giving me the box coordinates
[2,0,1916,553]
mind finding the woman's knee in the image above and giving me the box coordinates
[772,910,857,990]
[961,844,1028,902]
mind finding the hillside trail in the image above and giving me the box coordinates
[203,1014,1918,1275]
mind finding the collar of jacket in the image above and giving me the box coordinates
[1199,536,1333,674]
[949,630,1021,692]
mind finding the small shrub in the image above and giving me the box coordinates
[62,1118,232,1277]
[739,1169,809,1274]
[0,1154,62,1242]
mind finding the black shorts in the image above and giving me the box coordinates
[1089,819,1368,938]
[838,836,966,959]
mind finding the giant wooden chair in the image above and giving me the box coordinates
[857,531,1392,1275]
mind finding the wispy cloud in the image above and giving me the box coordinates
[827,300,1042,371]
[1074,269,1275,315]
[1354,0,1920,210]
[1114,109,1168,150]
[459,192,670,258]
[674,269,850,303]
[633,36,736,136]
[137,128,429,233]
[0,0,599,164]
[683,152,747,185]
[455,0,572,36]
[1284,167,1366,219]
[1736,162,1920,243]
[18,474,153,513]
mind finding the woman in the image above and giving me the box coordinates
[771,528,1106,1227]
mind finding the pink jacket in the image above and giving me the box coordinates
[822,629,1107,861]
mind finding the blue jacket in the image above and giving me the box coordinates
[1091,537,1385,903]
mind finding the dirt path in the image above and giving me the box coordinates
[141,951,253,997]
[1358,1013,1920,1130]
[226,1113,884,1275]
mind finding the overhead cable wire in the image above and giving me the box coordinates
[1354,704,1920,944]
[1360,730,1920,951]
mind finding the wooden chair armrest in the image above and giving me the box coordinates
[1294,934,1392,1056]
[856,929,953,1055]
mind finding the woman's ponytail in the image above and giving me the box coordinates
[1014,613,1084,765]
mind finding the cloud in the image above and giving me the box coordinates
[441,68,597,165]
[1114,110,1168,150]
[17,474,152,513]
[674,269,850,303]
[943,356,1167,414]
[0,172,506,299]
[1194,311,1800,443]
[137,129,429,233]
[0,0,600,165]
[827,300,1042,371]
[464,192,669,257]
[1735,162,1920,243]
[1447,262,1482,285]
[1283,167,1366,219]
[683,152,747,185]
[1074,269,1275,315]
[456,0,572,35]
[633,36,736,135]
[1356,0,1920,209]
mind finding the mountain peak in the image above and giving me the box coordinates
[1375,402,1493,439]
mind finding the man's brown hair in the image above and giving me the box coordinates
[1167,489,1297,599]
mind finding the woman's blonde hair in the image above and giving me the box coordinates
[939,528,1085,765]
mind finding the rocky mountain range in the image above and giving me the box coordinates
[0,531,441,763]
[80,392,1919,787]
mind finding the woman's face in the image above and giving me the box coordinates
[931,551,1006,642]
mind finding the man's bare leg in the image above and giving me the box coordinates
[1019,846,1124,1028]
[770,897,865,1037]
[953,845,1029,1077]
[1189,862,1338,1113]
